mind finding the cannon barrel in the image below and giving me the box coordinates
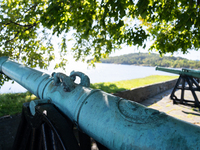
[1,57,200,149]
[182,68,200,74]
[156,66,200,79]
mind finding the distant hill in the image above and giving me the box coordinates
[100,53,200,69]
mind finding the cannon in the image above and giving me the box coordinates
[156,66,200,107]
[1,57,200,150]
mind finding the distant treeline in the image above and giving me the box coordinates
[100,53,200,69]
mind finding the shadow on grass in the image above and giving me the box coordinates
[90,83,126,94]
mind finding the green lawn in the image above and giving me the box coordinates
[0,92,37,117]
[0,75,178,117]
[90,75,178,93]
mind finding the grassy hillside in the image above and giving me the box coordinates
[100,53,200,69]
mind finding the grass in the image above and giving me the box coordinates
[0,75,178,117]
[0,92,37,117]
[90,75,178,93]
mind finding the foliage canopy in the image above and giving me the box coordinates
[0,0,200,85]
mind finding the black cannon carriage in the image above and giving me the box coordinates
[156,66,200,107]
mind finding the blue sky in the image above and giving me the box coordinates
[51,30,200,63]
[110,44,200,61]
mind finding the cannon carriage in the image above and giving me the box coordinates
[156,66,200,107]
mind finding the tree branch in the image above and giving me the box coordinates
[4,22,38,46]
[0,21,37,28]
[5,31,20,46]
[24,3,38,14]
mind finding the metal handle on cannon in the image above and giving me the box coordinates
[51,71,90,92]
[52,72,76,92]
[70,71,90,87]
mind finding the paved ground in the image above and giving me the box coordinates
[140,88,200,126]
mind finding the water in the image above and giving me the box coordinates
[0,63,175,94]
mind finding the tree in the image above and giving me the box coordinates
[139,0,200,55]
[0,0,200,85]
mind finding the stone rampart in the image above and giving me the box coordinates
[114,79,177,103]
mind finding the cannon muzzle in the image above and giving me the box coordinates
[1,57,200,149]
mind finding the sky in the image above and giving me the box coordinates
[110,43,200,61]
[50,26,200,64]
[107,37,200,61]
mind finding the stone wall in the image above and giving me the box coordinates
[114,79,177,103]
